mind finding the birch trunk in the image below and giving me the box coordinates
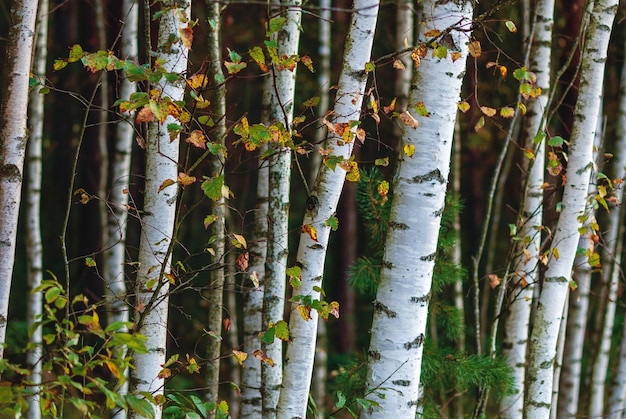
[605,38,626,417]
[525,1,618,417]
[129,3,190,418]
[589,117,626,419]
[240,83,272,419]
[205,1,227,413]
[500,1,553,416]
[558,105,602,417]
[276,1,380,417]
[550,294,568,419]
[104,0,138,329]
[0,0,39,359]
[310,1,332,415]
[262,2,302,417]
[362,1,473,417]
[106,3,138,415]
[25,0,48,416]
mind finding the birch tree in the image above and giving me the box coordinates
[204,1,227,412]
[0,0,39,360]
[500,1,553,416]
[276,1,380,416]
[605,39,626,417]
[25,0,48,416]
[525,1,618,416]
[129,3,191,417]
[361,1,473,417]
[261,2,302,416]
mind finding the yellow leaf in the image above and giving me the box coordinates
[232,350,248,366]
[187,74,208,89]
[232,233,247,249]
[158,178,176,193]
[451,51,462,62]
[302,224,318,242]
[480,106,497,117]
[297,305,312,321]
[474,116,485,132]
[253,349,274,367]
[403,144,416,157]
[177,172,196,187]
[377,180,389,197]
[500,107,515,118]
[393,59,405,70]
[499,65,508,78]
[346,161,360,182]
[187,129,207,149]
[468,40,482,58]
[424,29,441,37]
[457,101,470,113]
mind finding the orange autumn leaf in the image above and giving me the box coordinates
[158,178,176,193]
[180,26,193,49]
[187,129,207,149]
[177,172,196,187]
[302,224,318,242]
[136,107,155,124]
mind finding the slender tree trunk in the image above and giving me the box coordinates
[550,294,568,419]
[105,2,138,415]
[589,121,626,419]
[525,1,618,417]
[24,1,48,416]
[559,104,603,418]
[500,2,553,417]
[605,37,626,417]
[0,0,39,360]
[276,1,380,417]
[262,2,302,417]
[129,3,190,417]
[310,1,332,416]
[239,157,267,418]
[205,1,227,414]
[362,1,473,417]
[95,0,110,287]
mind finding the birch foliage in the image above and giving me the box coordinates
[362,1,473,417]
[525,1,618,417]
[275,1,380,417]
[129,4,191,418]
[0,0,39,360]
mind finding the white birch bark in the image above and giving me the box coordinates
[605,40,626,417]
[262,2,302,417]
[550,293,568,419]
[105,0,138,329]
[240,74,273,419]
[25,1,48,416]
[106,3,138,416]
[590,111,626,419]
[129,3,190,418]
[0,0,39,360]
[559,106,602,418]
[500,1,553,416]
[205,1,226,413]
[311,2,332,416]
[276,1,380,417]
[525,1,618,417]
[362,1,473,417]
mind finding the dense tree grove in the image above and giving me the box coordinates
[3,0,626,418]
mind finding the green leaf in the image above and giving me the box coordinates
[228,48,242,63]
[548,135,565,147]
[365,61,375,73]
[267,17,286,36]
[85,257,96,268]
[261,327,275,344]
[274,320,290,341]
[198,115,214,126]
[336,391,346,408]
[303,96,320,107]
[45,287,61,304]
[68,44,84,62]
[325,216,339,231]
[201,175,225,201]
[126,396,155,419]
